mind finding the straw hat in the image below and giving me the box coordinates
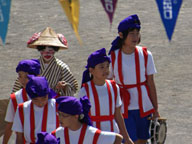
[27,27,68,50]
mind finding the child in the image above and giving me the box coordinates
[78,48,133,144]
[12,27,78,96]
[36,132,60,144]
[3,59,40,144]
[12,76,59,144]
[52,95,123,144]
[108,14,160,144]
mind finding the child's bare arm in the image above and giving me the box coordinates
[114,107,134,144]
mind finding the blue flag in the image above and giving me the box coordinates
[156,0,182,41]
[0,0,11,45]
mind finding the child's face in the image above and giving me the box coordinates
[40,46,55,63]
[57,111,77,128]
[32,95,48,107]
[123,29,140,48]
[89,61,110,82]
[18,71,29,88]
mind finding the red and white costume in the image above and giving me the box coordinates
[52,124,116,144]
[108,46,157,118]
[12,99,59,144]
[5,88,29,122]
[79,80,122,133]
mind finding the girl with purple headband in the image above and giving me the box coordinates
[51,96,123,144]
[3,59,40,144]
[79,48,133,144]
[12,76,59,144]
[108,14,160,144]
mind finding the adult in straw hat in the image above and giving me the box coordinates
[11,27,78,96]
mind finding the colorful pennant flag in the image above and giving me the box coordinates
[156,0,183,41]
[59,0,82,44]
[0,0,11,45]
[100,0,118,26]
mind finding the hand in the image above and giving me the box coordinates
[56,81,68,91]
[124,138,134,144]
[151,110,160,120]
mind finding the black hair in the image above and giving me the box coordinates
[119,28,141,48]
[37,46,60,52]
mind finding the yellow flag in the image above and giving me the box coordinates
[59,0,82,44]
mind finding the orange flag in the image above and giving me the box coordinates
[59,0,82,44]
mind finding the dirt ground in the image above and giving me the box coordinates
[0,0,192,143]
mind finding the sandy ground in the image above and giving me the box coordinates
[0,0,192,143]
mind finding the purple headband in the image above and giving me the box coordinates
[56,96,92,126]
[82,48,110,84]
[26,76,56,99]
[36,132,60,144]
[16,59,40,76]
[109,14,141,54]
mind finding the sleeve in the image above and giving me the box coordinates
[77,87,87,99]
[147,50,157,75]
[5,100,15,122]
[60,63,79,96]
[12,78,23,93]
[115,84,122,108]
[12,107,23,133]
[97,131,116,144]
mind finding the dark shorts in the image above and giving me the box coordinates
[124,110,151,142]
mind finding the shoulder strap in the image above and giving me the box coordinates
[111,51,116,71]
[78,124,87,144]
[82,83,90,99]
[142,47,148,74]
[109,80,117,105]
[18,103,24,127]
[51,129,57,137]
[10,93,17,112]
[93,129,101,144]
[64,128,70,144]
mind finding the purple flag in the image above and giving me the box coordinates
[100,0,118,25]
[156,0,183,41]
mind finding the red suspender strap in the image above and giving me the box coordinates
[106,80,114,132]
[56,103,59,128]
[118,50,124,84]
[135,48,145,117]
[110,80,117,105]
[111,51,116,71]
[51,129,57,137]
[117,50,130,118]
[82,83,91,116]
[41,103,48,131]
[90,80,101,129]
[142,47,148,77]
[82,83,90,99]
[78,124,87,144]
[142,47,148,70]
[64,124,87,144]
[10,93,17,112]
[18,103,24,128]
[30,103,35,143]
[22,88,28,102]
[30,103,48,143]
[64,128,70,144]
[93,129,101,144]
[18,103,26,144]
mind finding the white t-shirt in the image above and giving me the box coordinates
[54,125,116,144]
[78,80,122,133]
[12,99,58,144]
[108,46,157,110]
[5,89,30,122]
